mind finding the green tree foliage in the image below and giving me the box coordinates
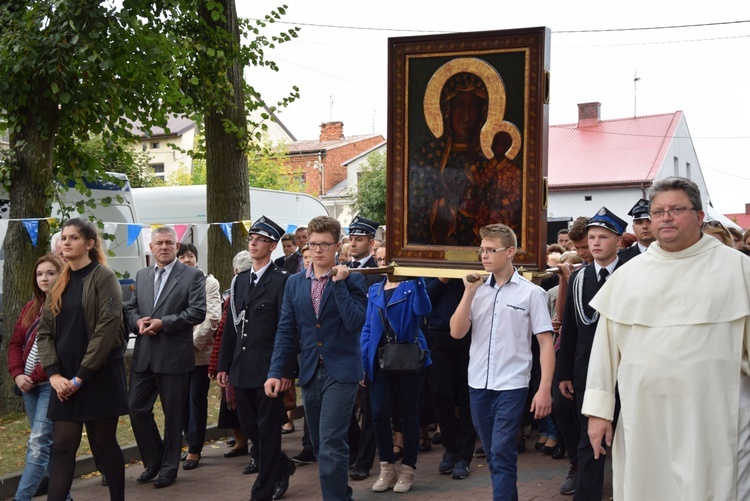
[80,136,161,188]
[0,0,192,413]
[0,0,300,413]
[353,150,387,224]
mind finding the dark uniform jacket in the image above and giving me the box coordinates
[618,244,643,264]
[218,263,295,389]
[556,259,625,390]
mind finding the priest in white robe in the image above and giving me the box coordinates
[582,176,750,501]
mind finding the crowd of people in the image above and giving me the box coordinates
[7,176,750,501]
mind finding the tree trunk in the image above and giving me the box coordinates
[0,98,57,415]
[200,0,250,290]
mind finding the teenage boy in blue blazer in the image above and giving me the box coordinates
[266,215,367,501]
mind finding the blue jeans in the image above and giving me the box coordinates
[470,387,528,501]
[369,368,425,468]
[536,414,558,441]
[301,363,358,501]
[16,383,53,501]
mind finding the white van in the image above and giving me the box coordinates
[0,173,146,309]
[131,184,329,264]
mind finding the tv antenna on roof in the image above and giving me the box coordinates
[633,71,641,117]
[329,95,334,122]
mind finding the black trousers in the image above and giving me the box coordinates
[129,369,189,481]
[353,385,377,470]
[553,380,580,467]
[427,330,476,462]
[573,388,606,501]
[183,365,211,454]
[235,386,291,501]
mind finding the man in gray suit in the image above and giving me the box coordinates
[125,227,206,488]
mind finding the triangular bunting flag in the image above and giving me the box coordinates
[22,220,39,246]
[174,224,188,241]
[219,222,233,244]
[193,224,209,248]
[127,224,142,246]
[286,224,297,234]
[241,220,252,234]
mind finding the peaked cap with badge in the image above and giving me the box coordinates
[586,206,627,236]
[249,215,285,242]
[628,198,650,221]
[348,215,379,237]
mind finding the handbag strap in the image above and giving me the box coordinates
[377,306,419,345]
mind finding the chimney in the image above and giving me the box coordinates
[577,102,601,128]
[745,203,750,215]
[319,121,344,141]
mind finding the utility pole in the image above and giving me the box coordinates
[633,70,641,117]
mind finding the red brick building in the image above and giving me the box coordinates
[284,122,384,197]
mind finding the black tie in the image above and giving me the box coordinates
[598,268,609,284]
[249,272,257,292]
[351,261,361,269]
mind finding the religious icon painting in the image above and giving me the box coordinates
[387,27,550,271]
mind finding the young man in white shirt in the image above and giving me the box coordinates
[450,223,554,501]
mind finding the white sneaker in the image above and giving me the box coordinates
[372,461,397,492]
[393,464,415,493]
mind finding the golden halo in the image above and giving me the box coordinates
[423,57,520,160]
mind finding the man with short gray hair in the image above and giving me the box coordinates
[584,176,750,500]
[125,226,207,488]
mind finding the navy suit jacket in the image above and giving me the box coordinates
[268,270,367,386]
[125,259,207,374]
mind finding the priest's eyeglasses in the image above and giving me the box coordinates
[477,246,509,255]
[648,206,697,219]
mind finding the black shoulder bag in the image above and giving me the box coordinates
[376,307,426,374]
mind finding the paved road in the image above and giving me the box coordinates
[31,419,611,501]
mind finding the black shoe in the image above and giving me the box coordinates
[180,451,188,462]
[183,458,200,470]
[419,438,432,452]
[136,467,160,484]
[101,475,108,486]
[551,444,567,460]
[517,438,526,453]
[474,446,485,458]
[281,424,295,434]
[451,459,470,480]
[153,476,175,488]
[559,464,577,495]
[224,445,249,458]
[243,457,259,474]
[272,461,296,499]
[439,452,457,474]
[431,432,442,445]
[349,467,370,481]
[541,443,558,455]
[291,449,316,465]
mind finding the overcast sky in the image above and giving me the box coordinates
[237,1,750,214]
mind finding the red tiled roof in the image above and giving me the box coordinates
[724,213,750,230]
[549,112,683,189]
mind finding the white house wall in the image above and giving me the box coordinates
[548,188,646,233]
